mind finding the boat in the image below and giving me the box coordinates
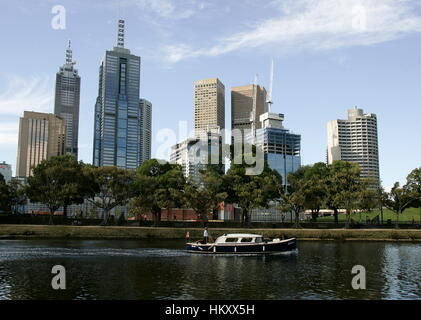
[186,233,297,254]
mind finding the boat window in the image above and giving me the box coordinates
[241,238,253,243]
[255,237,263,243]
[225,238,239,243]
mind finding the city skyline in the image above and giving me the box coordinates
[1,1,421,190]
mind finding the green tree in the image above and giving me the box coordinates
[358,187,377,211]
[374,185,388,224]
[280,168,307,228]
[43,155,88,217]
[26,161,69,224]
[225,162,282,225]
[26,155,89,224]
[325,161,364,227]
[133,159,186,226]
[300,163,329,222]
[384,182,414,228]
[84,166,134,225]
[0,174,10,213]
[7,179,27,215]
[406,167,421,222]
[185,166,227,222]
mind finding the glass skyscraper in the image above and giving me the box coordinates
[139,99,152,164]
[93,20,142,169]
[251,112,301,187]
[54,41,80,158]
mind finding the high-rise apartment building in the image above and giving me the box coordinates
[93,20,143,169]
[327,107,380,183]
[194,78,225,135]
[54,41,81,158]
[170,132,224,184]
[170,137,203,184]
[0,161,12,183]
[139,98,152,164]
[231,84,267,134]
[16,112,66,177]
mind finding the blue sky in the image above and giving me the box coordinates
[0,0,420,190]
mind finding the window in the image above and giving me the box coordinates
[225,238,239,243]
[241,238,253,243]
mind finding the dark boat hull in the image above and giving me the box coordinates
[186,238,297,254]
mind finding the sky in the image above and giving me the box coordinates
[0,0,420,190]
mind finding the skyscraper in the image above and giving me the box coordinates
[250,112,301,187]
[93,20,142,169]
[170,132,224,184]
[246,62,301,187]
[327,107,380,183]
[54,40,81,158]
[139,98,152,164]
[194,78,225,135]
[171,78,225,182]
[170,137,203,184]
[16,112,66,177]
[231,84,267,134]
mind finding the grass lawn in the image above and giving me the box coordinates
[317,207,421,223]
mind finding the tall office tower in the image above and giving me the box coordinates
[231,84,267,134]
[0,161,12,183]
[54,40,81,158]
[93,20,142,169]
[194,78,225,135]
[139,98,152,164]
[251,112,301,187]
[327,107,380,184]
[16,112,66,177]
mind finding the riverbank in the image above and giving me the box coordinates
[0,225,421,241]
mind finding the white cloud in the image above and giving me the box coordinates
[0,75,54,116]
[0,74,53,146]
[127,0,197,20]
[0,122,18,145]
[163,0,421,63]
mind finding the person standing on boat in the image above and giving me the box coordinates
[203,228,209,244]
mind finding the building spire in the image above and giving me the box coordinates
[117,19,125,48]
[65,40,76,68]
[65,40,73,64]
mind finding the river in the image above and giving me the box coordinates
[0,240,419,300]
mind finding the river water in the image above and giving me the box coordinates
[0,240,419,300]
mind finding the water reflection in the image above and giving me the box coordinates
[381,244,421,300]
[0,240,419,300]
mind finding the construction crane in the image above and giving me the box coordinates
[250,74,258,144]
[267,59,274,113]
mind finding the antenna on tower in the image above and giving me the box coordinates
[250,74,258,144]
[117,19,125,48]
[267,59,274,113]
[65,40,76,66]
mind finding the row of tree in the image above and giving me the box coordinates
[0,154,420,228]
[284,162,421,228]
